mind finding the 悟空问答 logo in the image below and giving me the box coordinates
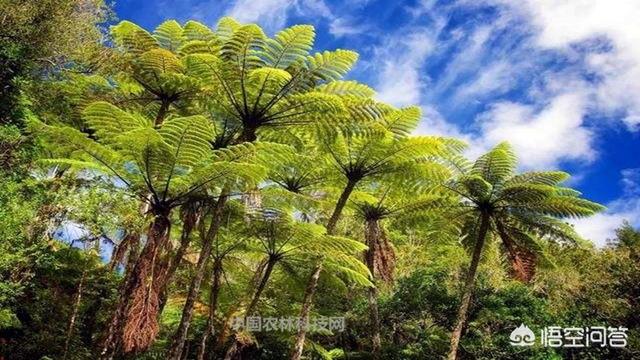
[510,324,536,346]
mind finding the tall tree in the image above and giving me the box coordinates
[290,111,464,359]
[444,143,604,359]
[167,17,388,360]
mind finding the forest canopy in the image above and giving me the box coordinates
[0,1,638,359]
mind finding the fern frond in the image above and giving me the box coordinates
[111,21,159,54]
[83,102,151,144]
[183,20,216,41]
[153,20,184,51]
[261,25,315,69]
[317,80,375,98]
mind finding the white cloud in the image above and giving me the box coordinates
[491,0,640,131]
[227,0,293,31]
[621,168,640,195]
[226,0,331,33]
[328,17,368,37]
[475,92,596,169]
[572,168,640,247]
[374,29,439,106]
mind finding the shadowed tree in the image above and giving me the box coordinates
[38,101,270,357]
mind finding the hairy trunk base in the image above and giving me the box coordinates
[100,212,171,358]
[447,212,490,360]
[120,213,172,354]
[364,218,396,283]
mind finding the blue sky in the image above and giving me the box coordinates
[114,0,640,245]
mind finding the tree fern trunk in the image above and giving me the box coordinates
[290,262,322,360]
[368,286,381,360]
[447,212,490,360]
[246,258,277,316]
[221,257,278,360]
[326,179,357,233]
[196,261,223,360]
[100,211,170,359]
[364,218,391,360]
[168,194,227,360]
[158,206,201,314]
[290,179,357,360]
[63,269,87,359]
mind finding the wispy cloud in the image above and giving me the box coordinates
[328,17,369,37]
[226,0,331,32]
[474,91,596,169]
[489,0,640,131]
[572,168,640,247]
[373,29,438,106]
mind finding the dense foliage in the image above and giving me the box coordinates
[0,3,637,359]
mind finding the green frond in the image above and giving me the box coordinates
[317,80,375,98]
[261,25,315,69]
[324,254,373,287]
[498,183,557,204]
[220,24,266,70]
[183,20,216,41]
[83,102,151,144]
[111,20,159,54]
[305,50,359,83]
[153,20,184,51]
[504,171,570,186]
[509,212,583,243]
[382,106,421,138]
[517,196,606,218]
[248,67,292,89]
[216,16,242,41]
[342,96,394,124]
[457,175,492,200]
[158,115,215,169]
[178,40,220,55]
[37,158,111,173]
[470,142,517,185]
[136,48,184,74]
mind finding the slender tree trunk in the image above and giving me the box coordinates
[63,269,87,359]
[367,286,381,360]
[326,179,357,234]
[447,212,490,360]
[222,257,278,360]
[246,258,277,316]
[155,99,170,126]
[215,259,268,349]
[196,261,223,360]
[168,194,228,360]
[364,218,392,360]
[290,179,357,360]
